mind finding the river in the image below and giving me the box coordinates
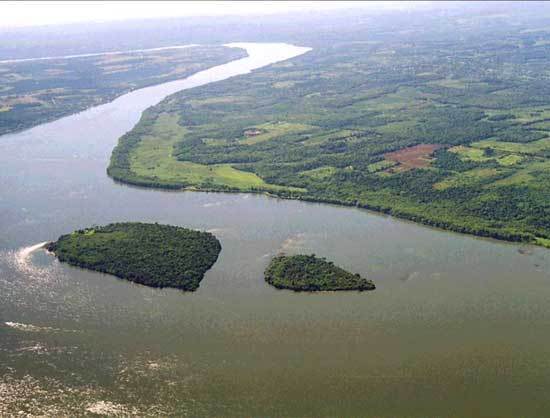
[1,43,550,417]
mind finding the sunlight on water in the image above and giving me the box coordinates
[1,42,550,416]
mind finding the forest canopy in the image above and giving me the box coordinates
[46,222,221,290]
[264,254,375,291]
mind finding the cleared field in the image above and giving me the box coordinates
[497,154,524,166]
[450,145,523,166]
[384,144,441,171]
[433,167,503,190]
[491,159,550,187]
[449,145,492,162]
[129,114,302,191]
[300,129,358,146]
[471,137,550,155]
[488,106,550,124]
[301,166,337,179]
[188,96,248,106]
[239,122,315,145]
[427,78,469,89]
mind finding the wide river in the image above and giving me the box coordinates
[1,43,550,417]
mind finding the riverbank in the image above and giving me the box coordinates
[107,171,547,249]
[0,45,247,137]
[105,37,550,249]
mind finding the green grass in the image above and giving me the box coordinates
[433,168,502,190]
[449,145,492,162]
[129,114,303,192]
[536,237,550,248]
[375,120,418,136]
[300,130,358,146]
[427,78,468,89]
[497,154,524,166]
[449,145,523,166]
[239,122,315,145]
[188,96,247,106]
[367,160,397,173]
[491,159,550,187]
[301,166,337,179]
[272,81,296,88]
[471,138,550,155]
[499,106,550,124]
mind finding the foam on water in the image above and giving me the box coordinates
[4,321,79,333]
[15,241,48,265]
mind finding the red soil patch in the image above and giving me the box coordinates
[384,144,442,171]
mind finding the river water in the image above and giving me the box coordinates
[1,43,550,417]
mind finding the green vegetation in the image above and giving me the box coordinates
[109,8,550,247]
[0,45,246,136]
[264,254,375,291]
[45,222,221,290]
[109,112,304,192]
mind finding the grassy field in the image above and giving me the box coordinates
[127,114,303,192]
[433,168,503,191]
[471,138,550,155]
[239,122,315,145]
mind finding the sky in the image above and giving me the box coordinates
[0,1,428,28]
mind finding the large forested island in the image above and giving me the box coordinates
[108,8,550,248]
[265,254,375,291]
[0,45,246,136]
[45,222,221,290]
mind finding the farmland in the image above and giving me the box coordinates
[0,45,246,135]
[109,7,550,246]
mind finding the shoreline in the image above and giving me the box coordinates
[107,172,548,250]
[0,44,247,138]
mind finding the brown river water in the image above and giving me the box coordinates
[1,43,550,417]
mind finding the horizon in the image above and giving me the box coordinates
[0,1,430,29]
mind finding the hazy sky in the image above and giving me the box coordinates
[0,1,427,28]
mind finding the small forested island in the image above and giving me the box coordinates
[45,222,221,290]
[264,254,375,291]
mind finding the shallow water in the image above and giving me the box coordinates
[1,43,550,417]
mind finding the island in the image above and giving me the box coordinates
[45,222,221,290]
[264,254,375,292]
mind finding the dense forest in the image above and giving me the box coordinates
[265,254,375,291]
[109,5,550,247]
[46,222,221,290]
[0,45,246,136]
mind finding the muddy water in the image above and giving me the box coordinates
[1,43,550,417]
